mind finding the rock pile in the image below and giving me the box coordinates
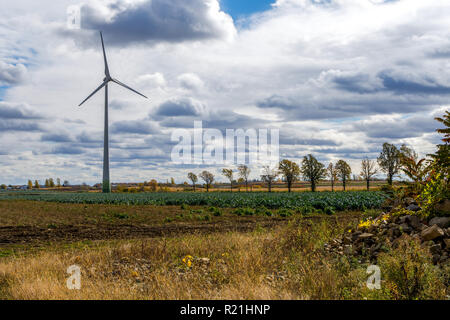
[325,212,450,266]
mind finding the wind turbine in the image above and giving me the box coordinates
[79,31,148,193]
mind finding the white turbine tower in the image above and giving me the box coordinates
[79,32,148,193]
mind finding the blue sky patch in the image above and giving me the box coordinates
[0,86,9,100]
[221,0,274,19]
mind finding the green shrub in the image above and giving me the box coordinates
[195,214,211,221]
[363,208,380,219]
[374,238,447,300]
[103,211,130,220]
[208,206,222,216]
[298,206,314,215]
[234,208,254,216]
[244,208,255,216]
[255,207,273,217]
[278,208,293,217]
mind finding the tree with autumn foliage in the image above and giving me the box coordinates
[278,159,300,192]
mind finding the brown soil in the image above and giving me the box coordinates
[0,200,362,246]
[0,220,284,245]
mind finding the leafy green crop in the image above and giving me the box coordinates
[0,191,388,211]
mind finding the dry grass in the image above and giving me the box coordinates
[0,220,349,300]
[0,213,446,300]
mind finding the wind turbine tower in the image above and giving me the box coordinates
[79,32,148,193]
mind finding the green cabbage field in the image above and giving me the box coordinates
[0,191,388,211]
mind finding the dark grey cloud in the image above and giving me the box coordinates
[256,87,442,121]
[379,71,450,95]
[50,145,85,155]
[63,118,86,124]
[111,120,160,134]
[78,0,235,46]
[0,103,41,119]
[76,131,102,144]
[280,135,341,146]
[318,69,450,96]
[313,146,380,155]
[332,73,376,94]
[159,113,262,130]
[257,95,297,111]
[155,98,203,117]
[428,47,450,59]
[0,120,42,132]
[203,111,268,129]
[41,133,72,142]
[110,150,168,163]
[351,114,438,139]
[321,71,381,94]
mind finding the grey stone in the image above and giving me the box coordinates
[406,204,421,212]
[429,217,450,228]
[405,215,421,229]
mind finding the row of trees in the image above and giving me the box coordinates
[184,141,430,192]
[187,165,252,192]
[26,178,69,189]
[272,157,354,192]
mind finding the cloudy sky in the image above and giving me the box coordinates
[0,0,448,185]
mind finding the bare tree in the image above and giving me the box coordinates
[187,172,198,192]
[222,168,234,192]
[335,160,352,191]
[238,165,251,192]
[377,142,401,185]
[260,165,278,192]
[300,154,327,192]
[278,159,300,192]
[327,163,337,192]
[199,171,214,192]
[360,158,378,191]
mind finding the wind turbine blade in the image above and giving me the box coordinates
[78,81,107,106]
[112,78,148,99]
[100,31,110,77]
